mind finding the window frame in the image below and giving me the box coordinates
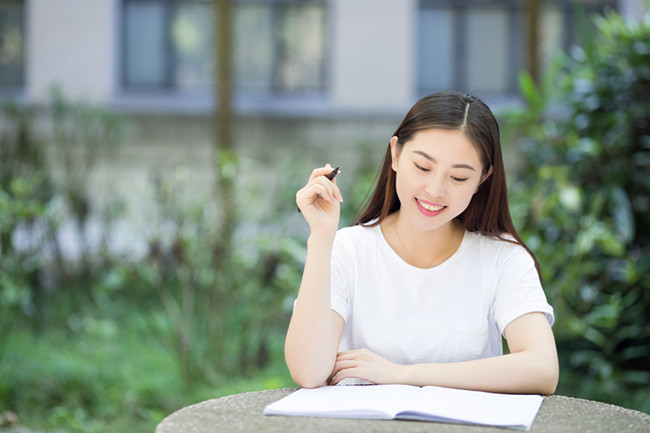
[417,0,617,98]
[0,0,26,96]
[119,0,328,99]
[120,0,213,94]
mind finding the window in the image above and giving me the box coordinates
[0,0,25,94]
[122,0,214,94]
[121,0,327,97]
[417,0,616,97]
[234,0,326,96]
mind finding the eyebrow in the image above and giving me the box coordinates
[412,150,477,171]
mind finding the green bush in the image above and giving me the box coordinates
[0,90,126,334]
[0,94,300,431]
[123,161,304,390]
[0,101,59,336]
[506,12,650,412]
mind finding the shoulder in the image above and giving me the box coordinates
[464,230,523,251]
[463,231,535,267]
[335,223,379,244]
[336,224,379,239]
[463,232,543,299]
[332,224,380,261]
[331,225,378,277]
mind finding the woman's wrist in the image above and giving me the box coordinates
[307,230,336,247]
[392,363,434,387]
[393,363,413,385]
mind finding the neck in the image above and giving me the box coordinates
[387,212,463,269]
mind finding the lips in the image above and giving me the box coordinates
[416,198,446,216]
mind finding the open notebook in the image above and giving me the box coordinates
[263,384,544,431]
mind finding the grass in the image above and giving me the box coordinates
[0,310,294,433]
[2,306,649,433]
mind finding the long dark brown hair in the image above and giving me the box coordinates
[355,91,542,281]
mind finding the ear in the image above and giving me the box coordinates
[390,136,400,172]
[474,165,493,193]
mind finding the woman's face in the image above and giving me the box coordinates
[390,128,488,233]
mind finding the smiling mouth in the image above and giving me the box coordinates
[416,199,445,212]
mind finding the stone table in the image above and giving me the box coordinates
[156,388,650,433]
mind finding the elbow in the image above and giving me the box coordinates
[544,367,559,395]
[535,359,559,395]
[285,350,330,389]
[288,365,328,389]
[291,373,326,389]
[513,351,559,395]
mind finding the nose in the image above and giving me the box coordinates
[425,172,446,198]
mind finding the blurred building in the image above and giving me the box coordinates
[4,0,645,111]
[0,0,646,231]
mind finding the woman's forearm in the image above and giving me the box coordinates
[330,313,558,394]
[415,355,558,394]
[285,233,339,388]
[398,313,558,394]
[397,349,558,394]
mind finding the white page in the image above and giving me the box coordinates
[403,386,543,429]
[264,385,543,430]
[263,385,418,419]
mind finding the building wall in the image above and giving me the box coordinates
[22,0,417,231]
[330,0,416,111]
[25,0,418,114]
[21,0,649,109]
[27,0,118,103]
[12,0,648,251]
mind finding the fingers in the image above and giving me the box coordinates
[327,350,364,385]
[308,164,335,182]
[297,164,343,208]
[296,178,340,208]
[328,349,397,385]
[309,163,341,182]
[336,349,361,359]
[329,363,360,385]
[311,176,343,204]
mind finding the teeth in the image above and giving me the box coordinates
[418,200,444,212]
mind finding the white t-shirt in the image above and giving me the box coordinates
[330,223,554,366]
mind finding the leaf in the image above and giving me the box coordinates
[609,187,634,244]
[518,72,540,112]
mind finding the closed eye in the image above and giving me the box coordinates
[452,176,468,182]
[414,163,430,172]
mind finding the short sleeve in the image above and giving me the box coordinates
[493,246,554,335]
[330,228,356,321]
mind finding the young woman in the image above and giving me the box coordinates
[286,91,559,394]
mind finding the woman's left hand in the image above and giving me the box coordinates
[328,348,400,385]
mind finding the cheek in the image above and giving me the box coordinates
[457,193,474,211]
[394,169,420,199]
[455,183,481,209]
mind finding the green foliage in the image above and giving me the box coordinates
[3,12,649,432]
[339,140,386,226]
[48,86,125,278]
[0,100,60,336]
[0,316,293,433]
[0,177,51,333]
[506,12,650,412]
[0,91,305,432]
[1,88,127,333]
[131,163,304,388]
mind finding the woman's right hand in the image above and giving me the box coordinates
[296,164,343,237]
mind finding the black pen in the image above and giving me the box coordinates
[298,166,340,212]
[326,166,340,181]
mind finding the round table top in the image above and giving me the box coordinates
[156,387,650,433]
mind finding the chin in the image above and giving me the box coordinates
[406,211,455,233]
